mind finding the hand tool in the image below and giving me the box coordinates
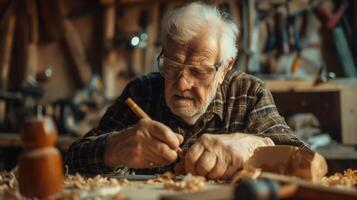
[313,1,357,77]
[125,97,151,120]
[235,172,357,200]
[125,97,184,166]
[290,14,303,74]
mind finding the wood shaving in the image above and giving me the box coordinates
[231,168,262,184]
[0,169,19,200]
[207,179,227,184]
[0,171,126,200]
[1,169,208,199]
[0,170,18,191]
[146,171,176,184]
[320,169,357,187]
[64,174,122,190]
[145,171,206,192]
[163,174,205,192]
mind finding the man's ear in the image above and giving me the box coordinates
[219,59,235,84]
[225,59,235,74]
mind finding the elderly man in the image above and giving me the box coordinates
[67,2,305,180]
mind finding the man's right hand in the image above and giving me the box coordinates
[104,119,184,169]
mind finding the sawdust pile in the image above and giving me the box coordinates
[0,169,126,200]
[320,169,357,187]
[0,169,206,199]
[163,174,205,192]
[146,171,206,192]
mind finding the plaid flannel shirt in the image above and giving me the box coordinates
[66,69,306,174]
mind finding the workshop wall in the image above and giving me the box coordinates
[1,0,354,103]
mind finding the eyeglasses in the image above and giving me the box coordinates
[157,51,222,86]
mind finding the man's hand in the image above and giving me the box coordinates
[104,119,184,169]
[182,133,274,180]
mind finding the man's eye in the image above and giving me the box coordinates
[163,63,181,74]
[190,67,210,78]
[167,63,181,70]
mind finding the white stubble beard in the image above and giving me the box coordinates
[166,76,221,125]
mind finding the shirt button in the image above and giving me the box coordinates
[208,113,213,119]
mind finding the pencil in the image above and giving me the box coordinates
[125,97,184,159]
[125,97,152,120]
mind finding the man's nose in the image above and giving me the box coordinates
[175,71,194,92]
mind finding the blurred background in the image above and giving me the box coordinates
[0,0,356,174]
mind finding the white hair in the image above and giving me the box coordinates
[161,1,239,66]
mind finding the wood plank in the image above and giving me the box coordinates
[265,79,357,92]
[340,84,357,144]
[144,4,159,73]
[102,3,116,45]
[0,2,15,90]
[37,0,64,41]
[99,0,116,74]
[8,0,28,92]
[62,19,92,88]
[354,1,357,61]
[25,0,39,78]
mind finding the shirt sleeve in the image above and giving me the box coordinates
[245,83,307,148]
[65,81,139,174]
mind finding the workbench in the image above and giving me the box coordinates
[265,78,357,145]
[266,78,357,174]
[119,183,231,200]
[0,133,77,151]
[0,172,232,200]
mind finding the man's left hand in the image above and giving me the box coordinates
[181,133,274,180]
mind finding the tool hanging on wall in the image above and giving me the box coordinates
[290,12,303,74]
[242,0,261,73]
[313,0,357,77]
[275,9,290,54]
[52,74,107,136]
[257,0,326,76]
[0,68,53,132]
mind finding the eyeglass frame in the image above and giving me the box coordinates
[156,50,223,86]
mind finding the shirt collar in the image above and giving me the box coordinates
[206,83,225,122]
[207,69,240,122]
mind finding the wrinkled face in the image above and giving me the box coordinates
[164,32,227,124]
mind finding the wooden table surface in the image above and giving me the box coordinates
[119,183,232,200]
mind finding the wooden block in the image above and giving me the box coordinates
[244,145,328,182]
[259,172,357,200]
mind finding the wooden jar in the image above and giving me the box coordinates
[18,116,63,199]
